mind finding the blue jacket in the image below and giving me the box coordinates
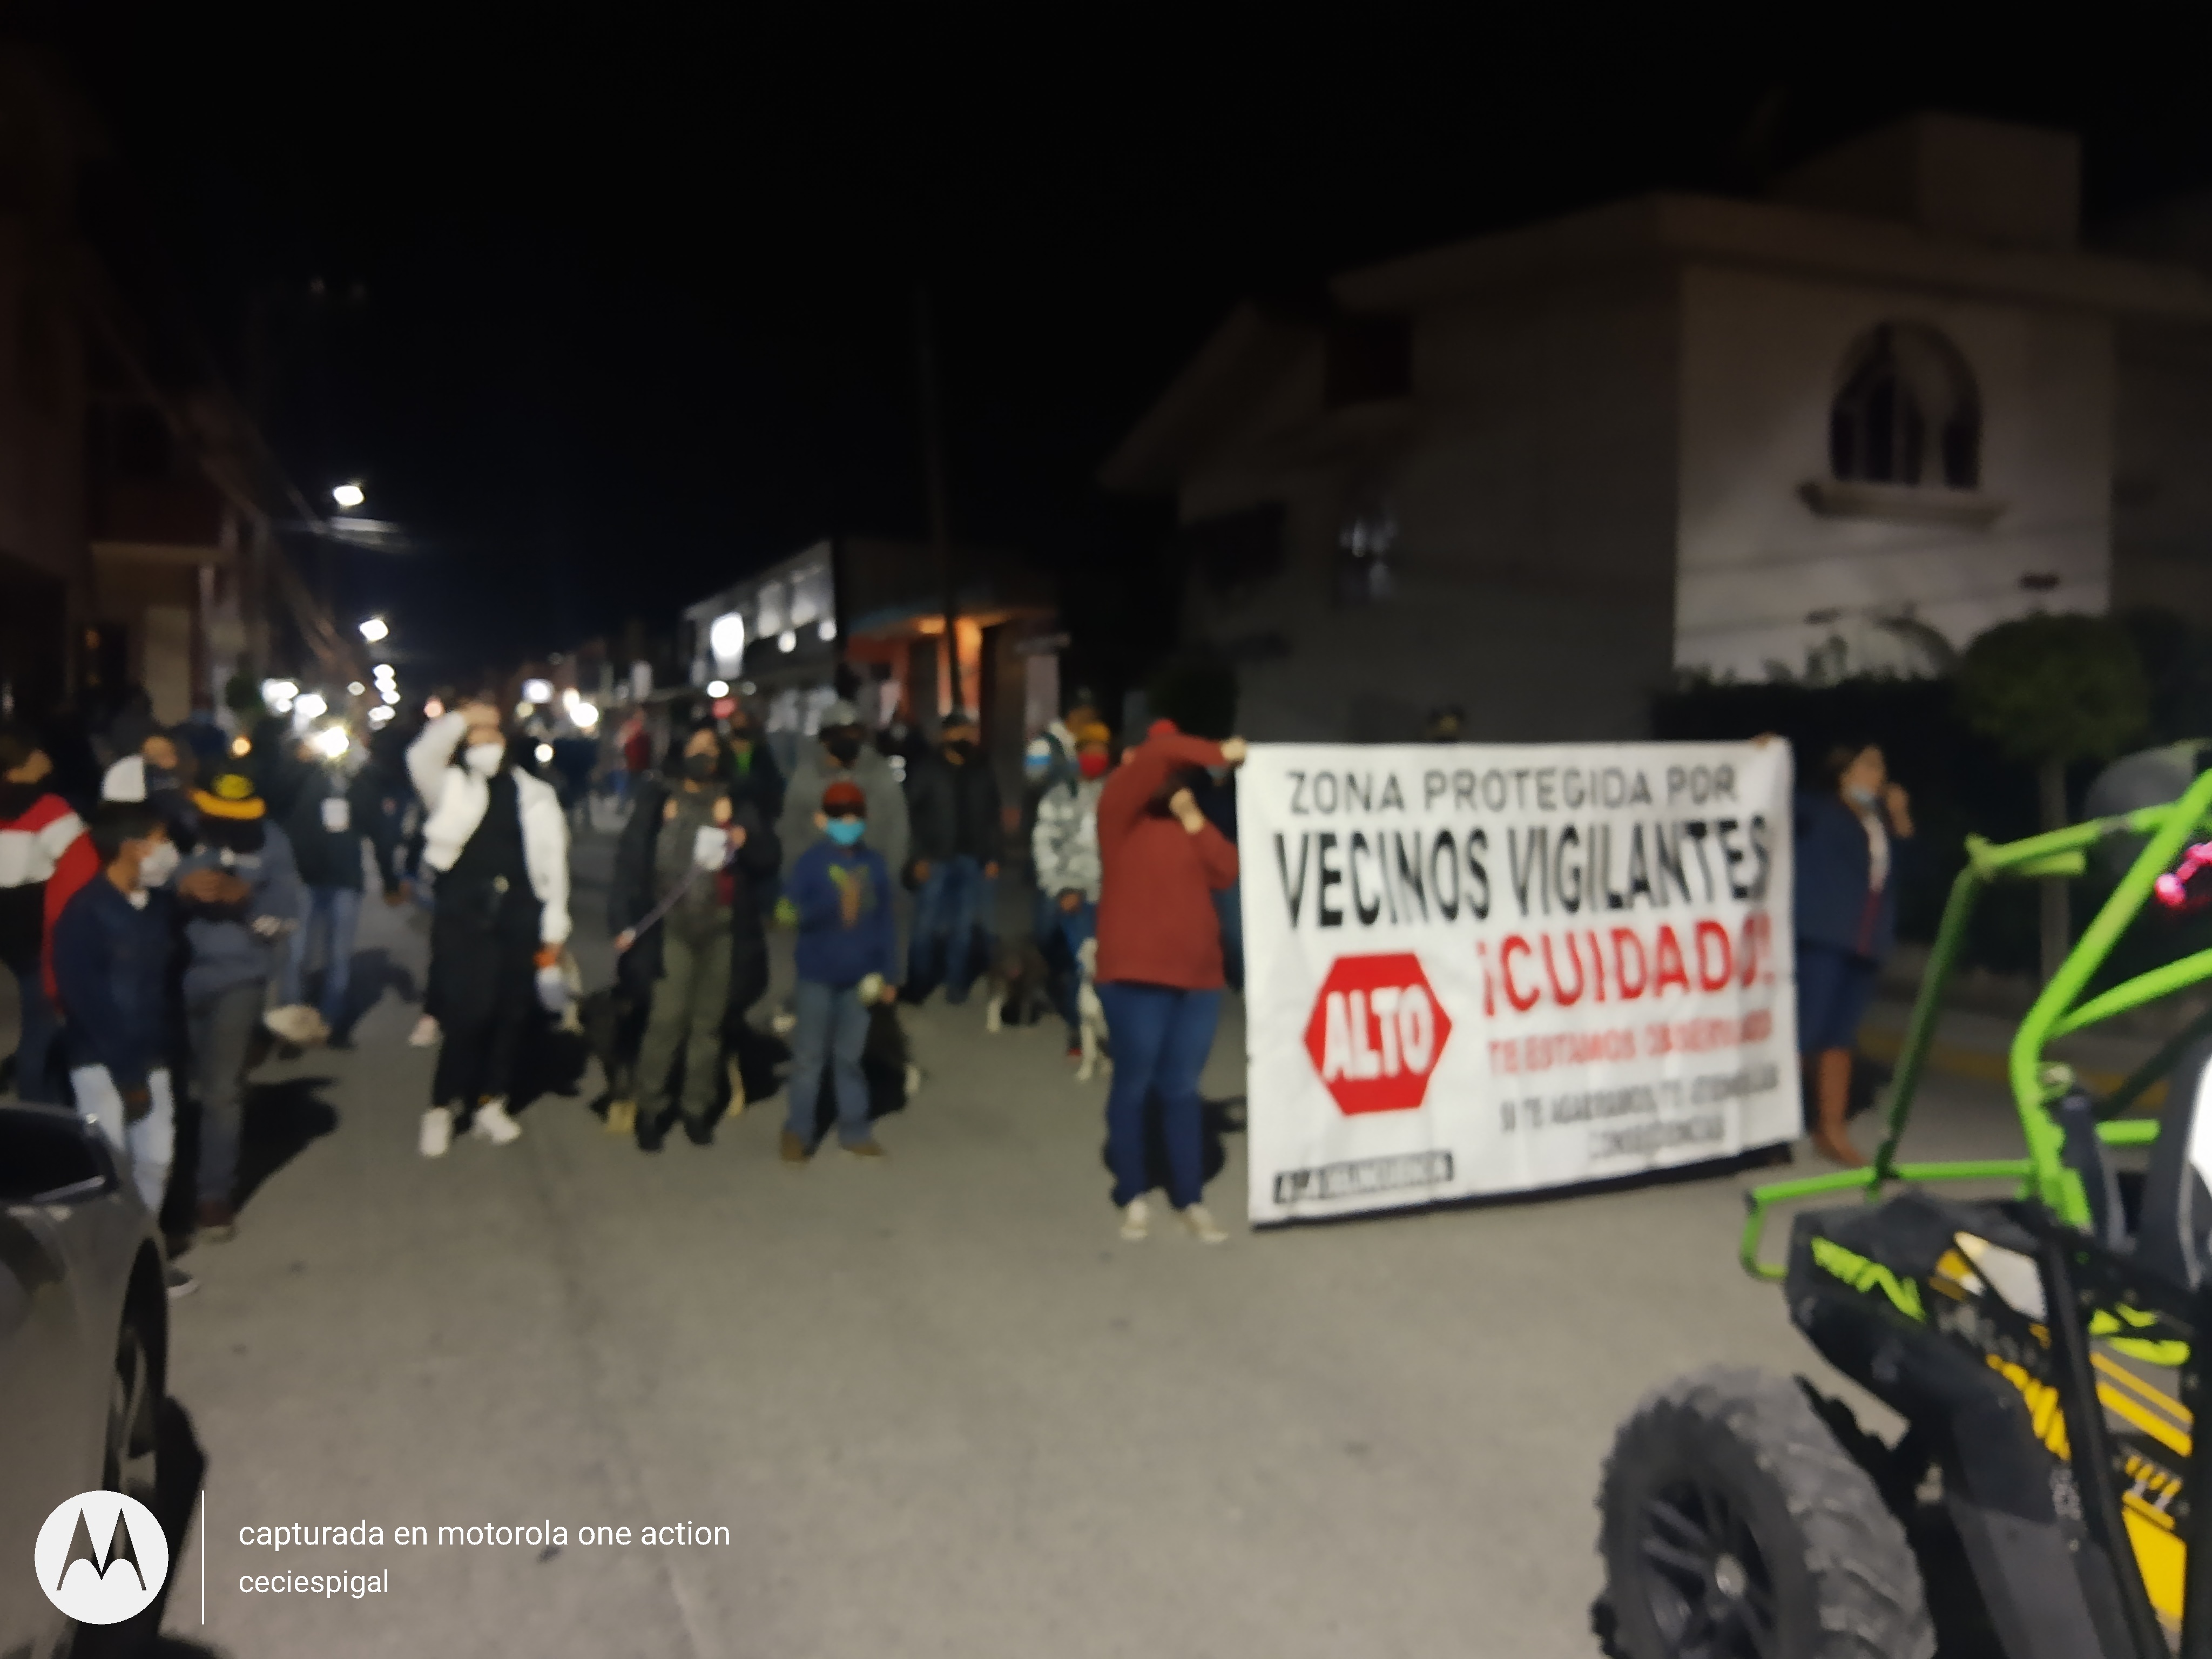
[51,876,173,1093]
[788,840,898,988]
[1793,792,1914,961]
[177,822,304,1005]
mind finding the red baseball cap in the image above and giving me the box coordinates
[821,780,867,815]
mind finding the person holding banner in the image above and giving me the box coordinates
[1094,720,1246,1243]
[1793,739,1914,1168]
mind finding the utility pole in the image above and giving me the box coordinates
[913,286,956,720]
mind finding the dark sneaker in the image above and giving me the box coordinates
[779,1129,811,1164]
[196,1200,238,1243]
[841,1138,887,1159]
[682,1116,714,1147]
[165,1265,198,1299]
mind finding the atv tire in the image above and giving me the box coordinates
[1596,1366,1933,1659]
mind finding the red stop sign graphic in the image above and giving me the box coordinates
[1303,952,1453,1115]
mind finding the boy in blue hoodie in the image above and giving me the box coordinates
[51,802,181,1220]
[781,779,899,1162]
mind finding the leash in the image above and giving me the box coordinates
[614,860,712,953]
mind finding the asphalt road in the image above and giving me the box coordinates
[149,828,2031,1658]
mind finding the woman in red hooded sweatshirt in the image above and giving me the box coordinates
[1092,719,1246,1243]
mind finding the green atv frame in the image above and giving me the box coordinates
[1597,768,2212,1659]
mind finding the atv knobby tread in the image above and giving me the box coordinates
[1596,1365,1934,1659]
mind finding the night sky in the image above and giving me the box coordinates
[33,11,2212,687]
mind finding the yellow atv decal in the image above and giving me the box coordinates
[1810,1237,1924,1323]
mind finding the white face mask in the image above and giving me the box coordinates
[465,742,504,778]
[137,840,180,889]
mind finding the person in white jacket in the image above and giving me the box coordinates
[407,698,571,1156]
[1030,719,1110,1054]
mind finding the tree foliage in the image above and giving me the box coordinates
[1957,613,2149,766]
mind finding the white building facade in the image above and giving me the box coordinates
[1103,114,2212,743]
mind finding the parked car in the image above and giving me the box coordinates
[1,1102,197,1656]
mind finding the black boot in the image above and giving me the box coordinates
[636,1105,666,1153]
[682,1115,714,1147]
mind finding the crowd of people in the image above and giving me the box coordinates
[595,691,1249,1244]
[2,662,1933,1293]
[0,680,1257,1299]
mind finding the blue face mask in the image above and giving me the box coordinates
[825,817,866,847]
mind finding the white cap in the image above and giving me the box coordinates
[100,756,148,803]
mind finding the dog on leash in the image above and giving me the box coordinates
[579,981,648,1132]
[984,937,1055,1033]
[1075,936,1110,1082]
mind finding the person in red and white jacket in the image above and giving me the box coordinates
[0,719,86,1102]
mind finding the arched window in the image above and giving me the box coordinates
[1829,323,1980,489]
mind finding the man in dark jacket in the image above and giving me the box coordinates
[356,727,414,902]
[902,709,1002,1003]
[609,721,779,1146]
[51,801,179,1216]
[177,767,302,1239]
[283,737,380,1041]
[723,703,785,826]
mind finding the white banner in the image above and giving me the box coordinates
[1240,742,1799,1224]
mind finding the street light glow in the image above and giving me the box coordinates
[709,611,746,666]
[314,725,350,759]
[381,688,400,705]
[706,679,729,698]
[818,619,837,641]
[535,743,554,764]
[572,702,599,729]
[295,691,328,720]
[332,482,366,510]
[358,616,389,643]
[778,630,796,652]
[372,663,395,682]
[348,681,366,696]
[262,678,298,711]
[521,678,554,705]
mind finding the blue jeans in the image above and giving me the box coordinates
[284,885,362,1029]
[786,979,874,1149]
[1213,886,1244,994]
[1044,899,1096,1038]
[1097,982,1222,1209]
[908,854,993,1002]
[11,962,60,1102]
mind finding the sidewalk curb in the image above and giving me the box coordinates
[1856,1026,2169,1110]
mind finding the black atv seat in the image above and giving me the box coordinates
[2131,1035,2212,1290]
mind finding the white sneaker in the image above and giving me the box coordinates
[408,1014,441,1048]
[1180,1204,1228,1245]
[471,1098,523,1145]
[1120,1197,1150,1241]
[419,1107,453,1158]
